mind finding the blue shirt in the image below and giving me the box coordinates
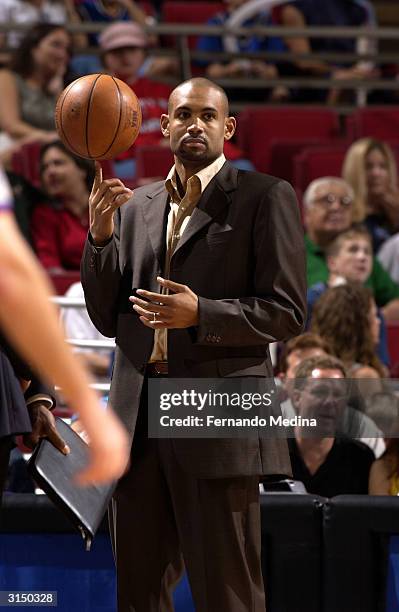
[196,9,285,65]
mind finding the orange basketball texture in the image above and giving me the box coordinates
[55,74,142,160]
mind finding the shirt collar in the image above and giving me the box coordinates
[165,154,226,201]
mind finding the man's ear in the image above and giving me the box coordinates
[224,116,236,141]
[160,114,170,138]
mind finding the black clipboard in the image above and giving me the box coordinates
[28,417,115,550]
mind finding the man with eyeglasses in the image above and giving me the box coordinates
[289,355,374,497]
[304,177,399,321]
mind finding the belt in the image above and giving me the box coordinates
[146,361,169,376]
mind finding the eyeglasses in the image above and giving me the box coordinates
[312,193,353,209]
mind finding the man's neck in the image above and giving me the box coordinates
[174,157,213,191]
[295,435,335,475]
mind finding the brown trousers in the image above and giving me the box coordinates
[111,387,266,612]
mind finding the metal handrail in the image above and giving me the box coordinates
[1,22,398,39]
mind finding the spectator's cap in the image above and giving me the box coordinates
[99,22,147,52]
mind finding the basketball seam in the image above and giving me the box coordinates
[58,79,85,158]
[86,74,103,159]
[94,76,124,159]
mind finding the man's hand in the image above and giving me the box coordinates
[24,403,70,454]
[129,276,199,329]
[89,162,132,246]
[369,188,399,227]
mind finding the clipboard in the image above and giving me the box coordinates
[28,417,116,551]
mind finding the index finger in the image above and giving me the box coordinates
[92,161,103,192]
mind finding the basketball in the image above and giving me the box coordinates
[54,73,142,160]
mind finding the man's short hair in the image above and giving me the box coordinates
[168,77,230,116]
[279,332,331,374]
[325,224,372,258]
[303,177,354,209]
[293,355,347,390]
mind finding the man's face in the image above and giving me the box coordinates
[305,181,353,241]
[160,83,235,167]
[283,348,327,397]
[293,368,347,435]
[103,46,145,80]
[327,237,372,283]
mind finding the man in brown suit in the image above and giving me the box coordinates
[81,78,306,611]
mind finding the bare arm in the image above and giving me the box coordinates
[369,459,391,495]
[0,210,129,484]
[64,0,88,49]
[280,5,330,73]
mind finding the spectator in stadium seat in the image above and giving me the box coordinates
[0,0,85,64]
[311,283,386,380]
[342,138,399,252]
[276,0,376,103]
[289,355,375,497]
[30,141,94,272]
[306,225,390,367]
[304,177,399,321]
[278,332,385,458]
[0,24,71,151]
[196,0,288,101]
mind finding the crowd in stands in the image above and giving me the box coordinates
[2,0,399,499]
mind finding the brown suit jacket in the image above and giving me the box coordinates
[81,162,307,478]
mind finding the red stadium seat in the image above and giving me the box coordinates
[135,145,174,180]
[293,145,349,193]
[236,107,341,173]
[49,270,81,295]
[268,138,330,183]
[162,1,223,49]
[346,108,399,142]
[387,322,399,376]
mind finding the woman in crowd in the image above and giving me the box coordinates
[342,138,399,251]
[31,141,94,272]
[310,283,386,380]
[0,24,71,148]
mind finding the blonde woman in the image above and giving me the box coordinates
[342,138,399,251]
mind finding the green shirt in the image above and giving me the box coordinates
[305,234,399,307]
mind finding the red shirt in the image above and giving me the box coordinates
[31,203,89,271]
[117,76,172,160]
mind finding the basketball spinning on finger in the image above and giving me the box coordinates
[55,73,142,160]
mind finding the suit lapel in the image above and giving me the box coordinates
[140,183,169,266]
[172,162,239,257]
